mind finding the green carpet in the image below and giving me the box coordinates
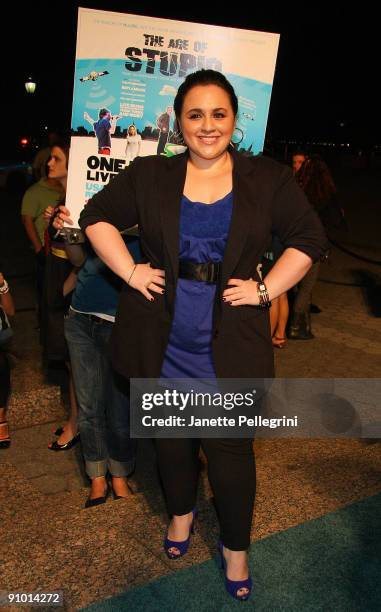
[83,493,381,611]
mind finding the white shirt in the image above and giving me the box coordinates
[125,134,141,157]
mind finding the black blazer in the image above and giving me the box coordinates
[79,148,328,379]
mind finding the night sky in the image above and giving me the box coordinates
[5,2,379,156]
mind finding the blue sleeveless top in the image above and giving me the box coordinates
[161,191,233,379]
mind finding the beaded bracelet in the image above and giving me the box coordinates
[256,281,270,308]
[127,264,137,285]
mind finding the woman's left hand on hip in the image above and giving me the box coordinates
[222,279,259,306]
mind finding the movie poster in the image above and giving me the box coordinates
[66,8,280,225]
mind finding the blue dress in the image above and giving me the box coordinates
[161,192,233,379]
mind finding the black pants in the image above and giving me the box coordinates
[0,351,10,406]
[155,438,256,550]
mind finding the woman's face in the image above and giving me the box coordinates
[48,146,68,181]
[179,84,235,162]
[292,154,306,174]
[129,126,136,135]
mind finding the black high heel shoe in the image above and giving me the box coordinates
[48,432,80,451]
[164,509,197,559]
[85,483,109,508]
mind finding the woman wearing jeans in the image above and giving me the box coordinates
[58,219,141,505]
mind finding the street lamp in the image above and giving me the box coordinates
[25,77,36,94]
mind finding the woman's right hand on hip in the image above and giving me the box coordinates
[128,263,165,301]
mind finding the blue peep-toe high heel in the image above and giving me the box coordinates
[218,541,253,601]
[164,509,197,559]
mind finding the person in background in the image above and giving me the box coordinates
[297,154,344,236]
[0,271,15,448]
[21,168,63,326]
[32,131,60,181]
[125,124,141,165]
[262,236,289,348]
[261,151,311,348]
[41,140,79,450]
[79,69,327,601]
[53,205,141,506]
[289,154,334,339]
[292,150,308,175]
[291,150,321,313]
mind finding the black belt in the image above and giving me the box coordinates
[76,311,110,324]
[179,259,221,284]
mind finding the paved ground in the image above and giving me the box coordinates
[0,165,380,610]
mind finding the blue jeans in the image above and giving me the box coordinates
[64,310,136,479]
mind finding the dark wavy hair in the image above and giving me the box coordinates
[173,69,238,118]
[296,154,336,205]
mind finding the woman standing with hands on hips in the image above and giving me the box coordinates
[78,69,328,601]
